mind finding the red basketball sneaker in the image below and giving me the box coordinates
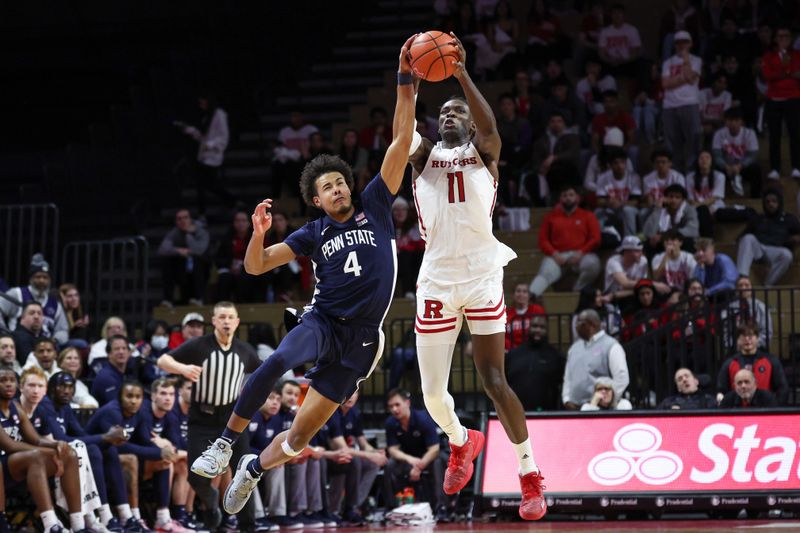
[519,470,547,520]
[443,429,485,495]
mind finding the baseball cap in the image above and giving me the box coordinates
[674,31,692,43]
[182,312,205,326]
[603,127,624,147]
[617,235,643,252]
[51,372,76,387]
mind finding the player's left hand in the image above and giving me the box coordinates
[449,32,467,79]
[399,33,421,93]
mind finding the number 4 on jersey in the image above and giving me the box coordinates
[447,171,466,203]
[343,250,362,277]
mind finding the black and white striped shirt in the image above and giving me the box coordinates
[169,334,259,406]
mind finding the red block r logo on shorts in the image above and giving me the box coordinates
[423,300,444,319]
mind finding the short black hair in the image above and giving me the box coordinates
[298,154,355,207]
[33,337,56,351]
[548,110,567,122]
[664,184,687,198]
[106,334,130,354]
[118,379,144,403]
[724,107,743,120]
[662,228,683,242]
[281,379,301,392]
[387,387,411,401]
[21,301,43,314]
[601,89,619,100]
[606,146,627,162]
[651,148,673,162]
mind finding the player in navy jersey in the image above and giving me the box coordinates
[45,372,148,533]
[86,381,183,532]
[189,37,418,516]
[0,366,85,532]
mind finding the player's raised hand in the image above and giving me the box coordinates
[252,199,274,235]
[449,32,467,79]
[400,34,421,93]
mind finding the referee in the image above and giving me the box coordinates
[158,301,260,531]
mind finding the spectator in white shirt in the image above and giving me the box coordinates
[641,149,687,225]
[711,107,761,197]
[598,4,643,78]
[699,73,732,142]
[604,236,649,307]
[595,148,642,236]
[661,31,703,173]
[272,110,319,201]
[576,58,617,117]
[686,150,726,237]
[584,127,635,196]
[651,229,697,293]
[580,377,633,411]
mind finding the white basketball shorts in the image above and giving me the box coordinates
[414,268,506,346]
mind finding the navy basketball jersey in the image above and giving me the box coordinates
[284,174,397,325]
[0,402,22,454]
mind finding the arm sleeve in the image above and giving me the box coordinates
[157,230,178,256]
[67,410,105,447]
[361,174,396,235]
[90,373,111,405]
[169,337,205,366]
[581,212,601,254]
[384,419,398,447]
[283,222,317,258]
[538,214,556,256]
[52,304,69,345]
[186,225,210,256]
[608,343,630,399]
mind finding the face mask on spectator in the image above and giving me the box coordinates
[151,335,169,350]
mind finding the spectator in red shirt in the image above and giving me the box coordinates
[392,197,425,298]
[216,209,268,303]
[530,185,601,297]
[168,312,205,350]
[591,90,638,158]
[505,283,545,351]
[359,107,392,153]
[762,25,800,180]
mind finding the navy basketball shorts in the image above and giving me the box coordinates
[0,453,22,491]
[302,310,385,404]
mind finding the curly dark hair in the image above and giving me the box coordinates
[298,154,355,207]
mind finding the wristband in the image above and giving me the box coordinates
[398,71,413,85]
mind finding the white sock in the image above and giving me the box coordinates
[447,425,468,447]
[99,504,114,525]
[117,503,133,520]
[131,507,141,520]
[69,512,86,531]
[40,510,60,530]
[156,507,171,525]
[512,438,538,475]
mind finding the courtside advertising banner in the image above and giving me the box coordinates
[480,412,800,512]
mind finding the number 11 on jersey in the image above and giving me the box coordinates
[344,250,362,277]
[447,171,465,204]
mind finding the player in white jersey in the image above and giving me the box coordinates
[407,34,546,521]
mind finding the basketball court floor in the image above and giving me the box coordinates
[335,521,800,532]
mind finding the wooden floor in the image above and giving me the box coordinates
[341,521,800,532]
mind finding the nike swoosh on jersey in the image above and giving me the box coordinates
[321,226,331,235]
[362,341,374,346]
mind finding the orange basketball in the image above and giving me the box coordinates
[409,31,460,82]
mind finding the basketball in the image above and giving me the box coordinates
[409,30,460,82]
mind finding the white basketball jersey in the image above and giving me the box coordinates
[413,141,516,284]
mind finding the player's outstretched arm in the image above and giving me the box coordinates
[449,32,501,163]
[380,35,419,195]
[244,199,296,275]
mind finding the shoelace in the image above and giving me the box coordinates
[448,440,471,471]
[522,473,546,496]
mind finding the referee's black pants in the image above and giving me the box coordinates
[188,406,255,528]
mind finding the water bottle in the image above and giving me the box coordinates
[403,487,415,504]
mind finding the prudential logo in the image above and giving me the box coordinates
[588,423,683,486]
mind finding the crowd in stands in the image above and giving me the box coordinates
[2,0,800,531]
